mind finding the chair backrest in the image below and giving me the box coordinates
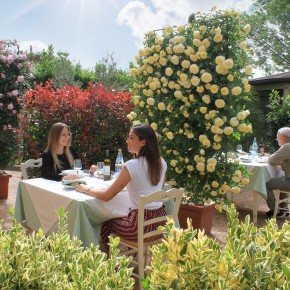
[20,158,43,180]
[138,188,184,245]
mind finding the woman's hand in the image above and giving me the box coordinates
[62,174,79,180]
[90,165,97,174]
[76,184,90,194]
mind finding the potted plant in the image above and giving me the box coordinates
[129,9,253,232]
[0,39,33,198]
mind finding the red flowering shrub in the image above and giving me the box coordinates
[20,81,134,166]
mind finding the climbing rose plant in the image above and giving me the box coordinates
[129,9,253,208]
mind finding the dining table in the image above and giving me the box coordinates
[234,156,281,223]
[14,176,132,247]
[14,175,177,247]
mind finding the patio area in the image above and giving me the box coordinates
[0,169,288,248]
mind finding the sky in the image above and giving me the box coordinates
[1,0,261,76]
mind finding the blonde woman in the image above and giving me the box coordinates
[41,122,79,181]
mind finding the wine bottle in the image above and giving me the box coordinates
[115,148,124,175]
[103,150,111,181]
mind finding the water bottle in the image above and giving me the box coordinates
[115,149,124,175]
[250,137,258,160]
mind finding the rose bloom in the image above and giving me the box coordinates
[222,58,234,70]
[199,134,207,142]
[151,122,157,130]
[245,65,253,75]
[166,46,173,54]
[171,55,179,65]
[147,98,155,105]
[210,191,218,197]
[213,34,223,42]
[238,123,247,132]
[214,117,224,127]
[180,73,188,81]
[139,101,145,107]
[244,24,251,34]
[166,132,174,140]
[196,162,205,172]
[190,64,199,74]
[181,60,190,68]
[231,187,241,194]
[215,99,225,108]
[158,102,166,110]
[7,103,14,110]
[200,107,207,114]
[203,139,211,147]
[215,55,225,64]
[210,85,219,94]
[211,125,220,134]
[127,114,133,121]
[202,38,210,47]
[183,111,189,118]
[230,117,239,127]
[187,132,194,138]
[170,159,177,167]
[193,30,202,39]
[227,74,234,81]
[207,164,216,172]
[197,86,204,93]
[187,165,194,171]
[193,38,202,47]
[232,86,242,96]
[174,91,183,99]
[213,143,221,150]
[159,57,167,66]
[11,90,19,96]
[237,111,246,120]
[191,76,200,86]
[149,82,157,90]
[165,67,173,76]
[216,64,225,74]
[239,41,247,51]
[244,84,251,92]
[241,178,250,185]
[212,181,219,188]
[214,134,222,142]
[223,126,234,135]
[202,95,210,104]
[201,72,212,83]
[220,87,229,96]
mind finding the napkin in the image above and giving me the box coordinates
[62,179,87,186]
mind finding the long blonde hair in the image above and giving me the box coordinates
[46,122,74,172]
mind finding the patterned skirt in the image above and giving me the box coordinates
[100,205,166,251]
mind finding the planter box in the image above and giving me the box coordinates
[178,203,215,234]
[0,172,12,199]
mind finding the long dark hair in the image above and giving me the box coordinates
[132,124,162,186]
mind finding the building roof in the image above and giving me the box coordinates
[249,72,290,85]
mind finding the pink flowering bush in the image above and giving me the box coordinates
[0,39,33,171]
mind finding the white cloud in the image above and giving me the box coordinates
[18,40,48,54]
[117,0,253,47]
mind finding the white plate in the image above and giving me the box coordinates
[61,169,83,175]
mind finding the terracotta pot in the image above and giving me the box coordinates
[178,203,215,234]
[0,172,12,199]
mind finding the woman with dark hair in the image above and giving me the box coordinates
[76,124,167,250]
[41,122,79,181]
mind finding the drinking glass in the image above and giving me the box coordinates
[236,144,243,153]
[97,162,104,178]
[73,159,82,174]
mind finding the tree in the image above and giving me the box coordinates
[94,52,133,91]
[245,0,290,74]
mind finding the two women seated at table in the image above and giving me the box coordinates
[41,122,79,181]
[41,122,168,252]
[266,127,290,218]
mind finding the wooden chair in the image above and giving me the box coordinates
[110,188,184,287]
[273,189,290,218]
[20,158,42,180]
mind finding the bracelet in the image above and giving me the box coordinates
[85,187,91,195]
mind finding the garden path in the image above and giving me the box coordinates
[0,169,289,248]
